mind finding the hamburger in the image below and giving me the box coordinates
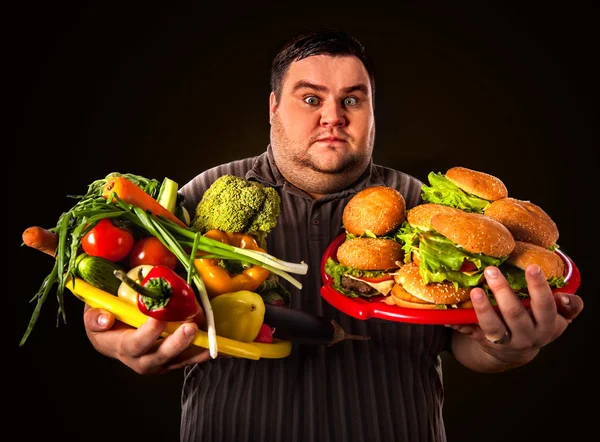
[388,239,568,310]
[483,197,559,249]
[499,240,567,298]
[325,186,407,298]
[397,203,516,289]
[421,166,508,213]
[388,204,516,309]
[387,262,473,309]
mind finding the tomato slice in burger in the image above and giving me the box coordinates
[459,261,478,272]
[359,274,394,283]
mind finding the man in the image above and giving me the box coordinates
[83,29,583,442]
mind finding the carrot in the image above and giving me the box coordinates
[103,176,187,227]
[22,226,58,256]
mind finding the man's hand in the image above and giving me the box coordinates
[448,264,584,372]
[83,305,213,374]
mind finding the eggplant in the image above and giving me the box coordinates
[264,304,370,346]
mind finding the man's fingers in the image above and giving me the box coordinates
[554,293,584,322]
[473,267,527,340]
[469,289,506,341]
[137,323,203,370]
[120,317,171,357]
[82,304,205,373]
[164,348,214,371]
[484,267,528,323]
[525,265,558,336]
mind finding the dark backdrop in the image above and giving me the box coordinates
[9,3,593,442]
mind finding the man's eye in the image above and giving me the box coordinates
[344,97,358,106]
[304,96,320,105]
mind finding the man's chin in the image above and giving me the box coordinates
[304,151,360,174]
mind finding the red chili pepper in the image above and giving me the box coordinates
[138,265,200,321]
[114,265,200,322]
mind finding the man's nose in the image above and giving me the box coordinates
[320,102,347,127]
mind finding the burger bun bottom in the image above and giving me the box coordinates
[388,283,441,309]
[393,262,473,306]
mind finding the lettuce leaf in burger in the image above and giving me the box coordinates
[421,166,508,213]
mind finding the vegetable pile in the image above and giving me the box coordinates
[20,172,308,358]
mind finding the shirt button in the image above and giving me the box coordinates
[312,219,320,225]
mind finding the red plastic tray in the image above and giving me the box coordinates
[320,233,581,324]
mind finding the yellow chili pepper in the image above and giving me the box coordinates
[194,230,270,298]
[210,290,266,342]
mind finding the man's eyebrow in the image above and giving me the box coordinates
[341,84,369,96]
[291,81,369,95]
[292,81,327,93]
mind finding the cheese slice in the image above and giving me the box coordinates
[344,275,395,296]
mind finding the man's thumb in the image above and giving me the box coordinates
[83,304,115,331]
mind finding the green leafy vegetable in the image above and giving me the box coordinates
[421,172,491,213]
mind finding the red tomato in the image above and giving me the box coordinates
[459,261,478,272]
[129,236,178,270]
[81,219,134,262]
[359,274,394,283]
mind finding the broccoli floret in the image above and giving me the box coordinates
[246,186,280,235]
[192,175,281,247]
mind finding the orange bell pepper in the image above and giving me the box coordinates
[194,230,270,298]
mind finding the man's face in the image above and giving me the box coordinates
[269,54,375,197]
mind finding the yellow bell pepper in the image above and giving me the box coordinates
[210,290,265,342]
[117,264,154,305]
[194,230,270,298]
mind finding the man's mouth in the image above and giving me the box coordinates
[315,135,347,143]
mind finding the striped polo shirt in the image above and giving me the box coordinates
[179,145,450,442]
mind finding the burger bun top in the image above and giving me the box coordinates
[414,206,516,257]
[483,197,559,248]
[506,240,565,279]
[445,166,508,201]
[406,203,464,230]
[336,237,403,271]
[342,186,406,236]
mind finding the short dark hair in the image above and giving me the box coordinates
[270,28,375,104]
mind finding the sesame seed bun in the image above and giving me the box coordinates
[342,186,406,236]
[336,237,403,271]
[506,240,565,279]
[431,211,516,257]
[483,197,559,248]
[406,203,464,230]
[445,166,508,201]
[389,281,441,309]
[394,262,472,305]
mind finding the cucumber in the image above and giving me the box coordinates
[75,253,126,296]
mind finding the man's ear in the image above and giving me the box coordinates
[269,92,277,124]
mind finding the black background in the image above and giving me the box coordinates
[8,3,594,442]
